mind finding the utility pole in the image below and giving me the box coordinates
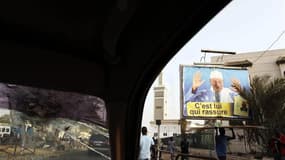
[156,120,161,160]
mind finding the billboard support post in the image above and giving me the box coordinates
[180,118,187,135]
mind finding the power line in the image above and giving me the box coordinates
[253,30,285,63]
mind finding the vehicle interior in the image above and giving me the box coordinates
[0,0,231,159]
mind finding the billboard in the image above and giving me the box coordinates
[181,65,250,119]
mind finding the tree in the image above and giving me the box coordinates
[239,75,285,152]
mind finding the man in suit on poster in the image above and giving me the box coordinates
[185,70,241,103]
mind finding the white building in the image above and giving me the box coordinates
[149,73,200,138]
[211,48,285,78]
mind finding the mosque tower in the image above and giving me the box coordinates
[153,72,167,121]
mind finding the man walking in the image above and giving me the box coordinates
[139,126,154,160]
[215,127,235,160]
[180,136,189,160]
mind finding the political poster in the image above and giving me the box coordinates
[180,65,250,119]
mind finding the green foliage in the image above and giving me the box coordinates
[239,75,285,152]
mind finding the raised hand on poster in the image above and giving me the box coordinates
[230,78,241,93]
[192,71,205,93]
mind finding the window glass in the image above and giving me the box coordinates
[0,83,110,159]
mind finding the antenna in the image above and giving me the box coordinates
[198,49,236,64]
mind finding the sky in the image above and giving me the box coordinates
[142,0,285,128]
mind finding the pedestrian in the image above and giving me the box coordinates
[269,136,280,160]
[167,137,175,160]
[270,129,285,160]
[139,126,154,160]
[151,136,157,160]
[180,136,189,160]
[215,127,235,160]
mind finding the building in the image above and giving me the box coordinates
[153,73,168,121]
[210,49,285,126]
[150,73,180,138]
[211,48,285,78]
[149,73,200,138]
[210,49,285,153]
[150,119,180,138]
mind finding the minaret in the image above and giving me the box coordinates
[153,72,167,120]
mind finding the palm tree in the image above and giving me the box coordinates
[239,75,285,152]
